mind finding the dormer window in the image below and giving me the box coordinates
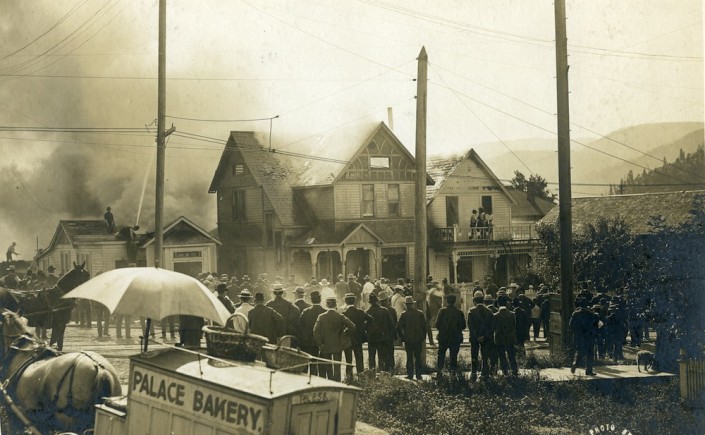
[370,157,390,169]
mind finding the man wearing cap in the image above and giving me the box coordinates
[299,290,325,376]
[313,296,356,382]
[365,293,396,372]
[293,287,310,312]
[569,300,599,375]
[347,274,362,308]
[467,291,495,380]
[216,283,236,314]
[391,284,406,317]
[267,283,301,337]
[342,293,373,380]
[435,294,466,372]
[494,297,519,377]
[248,292,284,344]
[397,296,428,380]
[45,265,59,287]
[2,265,20,289]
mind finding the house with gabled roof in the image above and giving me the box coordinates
[34,216,220,277]
[426,149,555,286]
[209,122,434,281]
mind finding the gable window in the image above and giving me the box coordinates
[481,195,493,215]
[232,164,244,176]
[233,190,247,222]
[388,184,400,217]
[362,184,375,217]
[370,156,390,169]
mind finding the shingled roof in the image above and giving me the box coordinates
[506,187,556,220]
[541,190,705,234]
[209,131,298,226]
[35,220,123,261]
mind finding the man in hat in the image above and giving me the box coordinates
[240,275,252,291]
[293,287,310,312]
[593,304,607,359]
[365,293,396,372]
[45,265,59,287]
[494,297,519,377]
[313,296,356,382]
[347,274,362,308]
[267,283,301,337]
[319,278,335,303]
[334,274,350,304]
[234,289,254,316]
[2,265,20,289]
[299,290,325,376]
[379,289,399,365]
[226,276,240,301]
[391,284,406,317]
[248,292,283,344]
[467,290,494,381]
[435,294,466,372]
[216,283,236,314]
[397,296,428,380]
[285,275,299,294]
[569,300,599,375]
[342,293,373,380]
[228,289,255,333]
[104,207,116,233]
[253,274,270,301]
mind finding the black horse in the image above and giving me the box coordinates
[0,262,90,350]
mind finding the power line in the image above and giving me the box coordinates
[0,126,146,133]
[166,115,279,123]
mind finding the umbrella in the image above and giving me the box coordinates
[63,267,231,351]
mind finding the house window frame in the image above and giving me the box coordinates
[370,156,390,169]
[233,190,247,222]
[388,183,400,217]
[232,164,245,176]
[481,195,493,215]
[362,184,375,217]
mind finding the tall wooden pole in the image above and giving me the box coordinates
[414,47,428,365]
[554,0,574,354]
[155,0,166,270]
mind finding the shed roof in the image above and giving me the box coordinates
[141,216,221,247]
[541,190,705,234]
[506,187,556,220]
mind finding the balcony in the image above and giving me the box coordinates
[433,224,537,243]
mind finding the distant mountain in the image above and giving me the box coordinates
[441,122,704,197]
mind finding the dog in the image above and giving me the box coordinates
[636,350,655,372]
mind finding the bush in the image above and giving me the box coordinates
[354,374,704,434]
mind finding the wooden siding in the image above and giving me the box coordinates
[246,187,263,223]
[400,184,415,217]
[472,257,487,282]
[338,130,417,183]
[373,183,388,218]
[431,252,449,281]
[213,149,258,190]
[429,158,511,229]
[301,187,335,220]
[335,184,361,219]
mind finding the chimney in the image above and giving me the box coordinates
[387,107,394,131]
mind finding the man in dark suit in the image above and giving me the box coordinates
[292,286,310,312]
[570,300,599,375]
[467,291,495,380]
[379,291,398,371]
[299,291,325,376]
[365,293,396,372]
[397,296,428,380]
[347,274,363,308]
[216,283,236,314]
[494,297,518,377]
[435,294,466,372]
[313,297,356,382]
[342,293,373,380]
[248,292,284,344]
[267,283,301,338]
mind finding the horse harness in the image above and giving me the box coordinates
[1,333,108,415]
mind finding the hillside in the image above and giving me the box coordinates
[614,145,705,194]
[448,122,704,196]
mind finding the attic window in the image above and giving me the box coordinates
[370,157,390,169]
[232,164,244,176]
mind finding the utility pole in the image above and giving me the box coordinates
[155,0,166,270]
[414,47,428,365]
[554,0,574,354]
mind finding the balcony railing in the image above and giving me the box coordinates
[434,224,537,243]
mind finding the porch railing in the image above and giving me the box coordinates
[433,224,536,243]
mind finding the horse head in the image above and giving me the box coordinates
[0,309,30,356]
[57,261,90,293]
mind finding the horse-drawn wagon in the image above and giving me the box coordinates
[94,347,360,435]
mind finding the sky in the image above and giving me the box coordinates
[0,0,702,259]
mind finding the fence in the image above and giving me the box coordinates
[679,357,705,404]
